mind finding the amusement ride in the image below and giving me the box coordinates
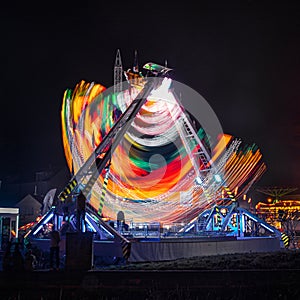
[24,50,284,264]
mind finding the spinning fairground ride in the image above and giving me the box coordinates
[25,60,283,265]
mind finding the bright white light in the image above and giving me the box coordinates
[241,213,245,233]
[149,78,174,103]
[214,174,222,183]
[244,212,275,233]
[33,225,43,236]
[85,216,97,232]
[42,212,54,225]
[195,176,202,185]
[184,224,194,232]
[260,223,274,233]
[33,211,54,235]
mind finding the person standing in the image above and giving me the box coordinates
[49,226,60,270]
[76,191,86,232]
[11,242,24,272]
[24,249,37,271]
[2,241,12,271]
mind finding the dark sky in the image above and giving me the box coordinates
[0,1,300,188]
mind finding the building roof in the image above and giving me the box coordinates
[0,207,19,214]
[17,194,41,207]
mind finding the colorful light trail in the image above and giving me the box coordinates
[61,79,266,224]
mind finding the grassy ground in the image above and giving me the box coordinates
[1,250,299,299]
[104,249,300,270]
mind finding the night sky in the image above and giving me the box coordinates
[0,1,300,188]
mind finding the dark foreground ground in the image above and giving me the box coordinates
[1,250,300,299]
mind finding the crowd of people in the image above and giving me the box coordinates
[2,240,37,272]
[1,210,128,272]
[1,226,61,272]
